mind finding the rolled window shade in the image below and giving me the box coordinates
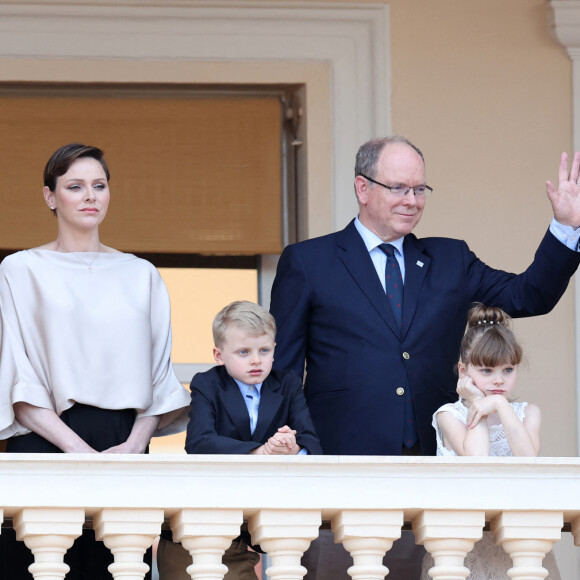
[0,94,282,254]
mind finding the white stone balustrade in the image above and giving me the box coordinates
[331,509,404,580]
[572,513,580,548]
[247,509,321,580]
[0,455,579,579]
[413,510,485,580]
[13,507,84,580]
[491,511,564,580]
[93,508,165,580]
[170,508,244,580]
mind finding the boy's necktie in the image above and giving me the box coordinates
[245,385,260,435]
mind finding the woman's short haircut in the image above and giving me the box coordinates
[44,143,110,216]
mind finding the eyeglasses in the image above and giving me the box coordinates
[360,174,433,198]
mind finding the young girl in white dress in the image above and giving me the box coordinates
[421,303,560,580]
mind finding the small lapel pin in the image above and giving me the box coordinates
[416,260,424,268]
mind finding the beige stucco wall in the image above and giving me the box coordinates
[0,0,576,456]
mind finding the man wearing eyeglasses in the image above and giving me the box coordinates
[269,135,580,579]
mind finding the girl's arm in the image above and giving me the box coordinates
[14,402,97,453]
[439,376,490,455]
[101,415,161,454]
[499,401,541,457]
[468,396,540,457]
[437,410,491,456]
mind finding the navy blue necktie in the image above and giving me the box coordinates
[379,243,418,449]
[379,244,403,327]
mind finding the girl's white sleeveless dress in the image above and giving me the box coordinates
[420,400,561,580]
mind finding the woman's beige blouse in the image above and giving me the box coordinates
[0,250,190,439]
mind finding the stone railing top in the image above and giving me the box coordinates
[1,454,579,521]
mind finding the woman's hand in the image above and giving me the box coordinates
[101,441,148,454]
[101,415,160,454]
[13,402,98,453]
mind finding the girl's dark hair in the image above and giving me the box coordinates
[44,144,110,216]
[460,303,523,367]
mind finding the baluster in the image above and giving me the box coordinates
[413,510,485,580]
[491,511,563,580]
[13,507,84,580]
[93,507,164,580]
[571,513,580,547]
[247,509,321,580]
[331,509,403,580]
[171,508,244,580]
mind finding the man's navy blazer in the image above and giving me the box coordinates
[270,220,580,456]
[185,365,322,455]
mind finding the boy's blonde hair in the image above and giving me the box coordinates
[213,301,276,348]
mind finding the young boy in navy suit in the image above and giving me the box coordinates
[157,301,321,580]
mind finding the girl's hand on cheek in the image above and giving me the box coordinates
[457,376,484,406]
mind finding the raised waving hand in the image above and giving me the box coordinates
[546,151,580,227]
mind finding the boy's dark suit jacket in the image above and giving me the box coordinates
[185,365,322,455]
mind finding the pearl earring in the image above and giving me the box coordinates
[50,206,55,210]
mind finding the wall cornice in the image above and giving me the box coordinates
[0,1,391,233]
[550,1,580,52]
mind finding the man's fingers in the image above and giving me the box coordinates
[571,152,580,184]
[559,152,569,184]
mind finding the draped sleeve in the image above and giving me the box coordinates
[137,262,191,435]
[0,303,49,438]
